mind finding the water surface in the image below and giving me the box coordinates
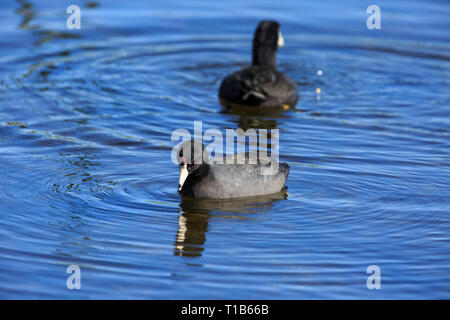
[0,0,449,299]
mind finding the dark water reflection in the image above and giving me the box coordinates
[222,107,288,130]
[0,0,449,299]
[175,193,287,257]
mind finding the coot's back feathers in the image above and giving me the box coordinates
[219,65,298,108]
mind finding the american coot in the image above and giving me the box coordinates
[177,140,289,199]
[219,20,299,110]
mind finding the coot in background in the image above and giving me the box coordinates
[219,20,299,109]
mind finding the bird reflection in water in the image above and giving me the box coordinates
[221,105,291,131]
[174,191,287,258]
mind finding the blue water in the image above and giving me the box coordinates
[0,0,449,299]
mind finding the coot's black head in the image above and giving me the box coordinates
[177,139,207,168]
[252,20,284,68]
[177,140,208,191]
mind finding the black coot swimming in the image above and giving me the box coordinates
[219,20,299,109]
[176,140,289,199]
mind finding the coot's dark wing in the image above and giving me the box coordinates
[219,66,298,108]
[219,66,274,106]
[262,72,299,107]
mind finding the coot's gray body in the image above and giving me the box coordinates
[177,141,290,199]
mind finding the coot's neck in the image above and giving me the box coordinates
[183,163,210,194]
[252,45,277,69]
[187,162,210,177]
